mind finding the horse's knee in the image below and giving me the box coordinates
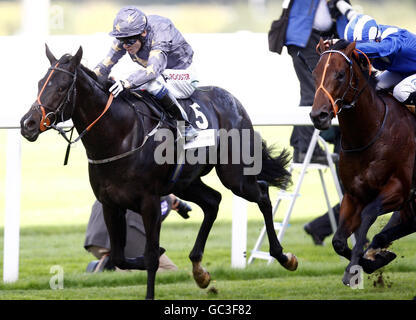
[144,249,160,272]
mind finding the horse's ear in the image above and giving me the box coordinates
[45,43,57,65]
[316,38,326,54]
[72,46,83,66]
[345,41,356,57]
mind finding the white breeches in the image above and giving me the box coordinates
[376,71,416,103]
[140,64,199,99]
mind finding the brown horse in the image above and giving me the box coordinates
[310,39,416,286]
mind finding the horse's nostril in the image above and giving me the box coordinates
[319,112,329,121]
[26,119,37,130]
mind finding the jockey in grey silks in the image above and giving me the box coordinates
[94,6,198,140]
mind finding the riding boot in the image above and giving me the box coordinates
[158,92,199,141]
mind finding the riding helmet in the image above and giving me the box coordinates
[109,6,148,38]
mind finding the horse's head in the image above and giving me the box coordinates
[20,44,83,141]
[310,39,366,130]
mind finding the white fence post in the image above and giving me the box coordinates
[3,129,22,283]
[231,196,247,268]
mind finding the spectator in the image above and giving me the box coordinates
[272,0,349,244]
[283,0,348,164]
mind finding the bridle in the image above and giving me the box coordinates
[35,62,78,132]
[316,48,389,153]
[33,62,114,144]
[32,61,160,165]
[315,48,372,116]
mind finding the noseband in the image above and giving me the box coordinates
[35,62,77,132]
[316,49,372,116]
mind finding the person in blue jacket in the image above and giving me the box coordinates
[284,0,349,164]
[281,0,348,245]
[341,12,416,105]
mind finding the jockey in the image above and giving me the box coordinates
[94,6,198,140]
[334,1,416,105]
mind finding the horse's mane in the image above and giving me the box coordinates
[330,39,378,90]
[78,64,114,91]
[55,52,112,90]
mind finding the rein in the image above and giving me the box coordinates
[36,63,165,165]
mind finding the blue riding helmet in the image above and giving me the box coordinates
[109,6,148,38]
[344,14,380,42]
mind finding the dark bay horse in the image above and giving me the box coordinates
[20,45,298,299]
[310,39,416,286]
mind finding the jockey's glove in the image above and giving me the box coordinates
[109,79,129,97]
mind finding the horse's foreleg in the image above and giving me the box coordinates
[102,205,127,268]
[332,195,360,261]
[141,194,162,300]
[361,210,416,273]
[343,196,385,286]
[368,210,402,249]
[175,179,221,289]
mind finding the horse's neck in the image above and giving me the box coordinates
[72,69,143,160]
[338,85,386,149]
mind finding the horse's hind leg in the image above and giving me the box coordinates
[216,166,297,270]
[174,178,222,289]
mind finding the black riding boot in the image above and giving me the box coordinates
[159,93,198,141]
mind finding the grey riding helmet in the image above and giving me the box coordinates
[109,6,147,38]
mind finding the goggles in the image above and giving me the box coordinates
[117,36,139,46]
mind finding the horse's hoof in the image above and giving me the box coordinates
[342,270,353,286]
[282,253,298,271]
[192,262,211,289]
[193,269,211,289]
[361,250,396,274]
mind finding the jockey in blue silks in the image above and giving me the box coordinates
[336,1,416,105]
[94,6,198,140]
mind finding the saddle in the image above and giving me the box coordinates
[378,89,416,115]
[121,90,177,129]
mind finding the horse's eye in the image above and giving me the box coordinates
[57,87,64,93]
[335,71,346,81]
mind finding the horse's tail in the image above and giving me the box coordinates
[257,141,292,190]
